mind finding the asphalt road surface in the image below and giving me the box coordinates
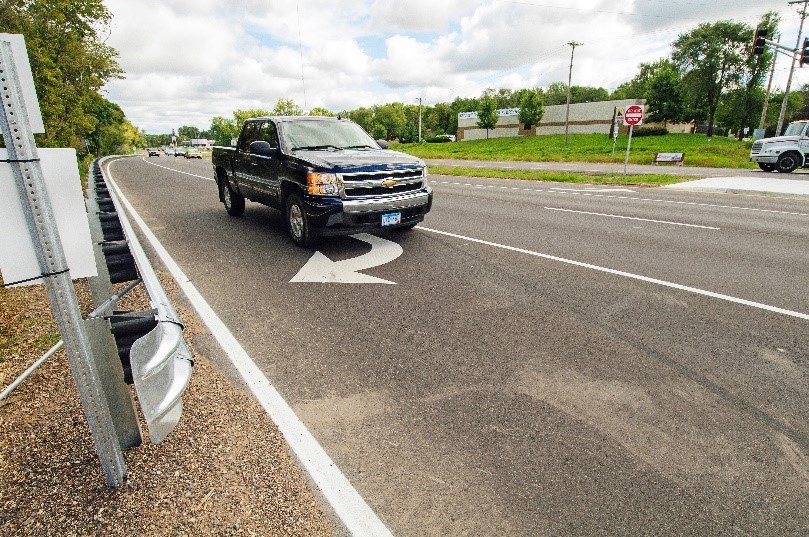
[106,155,808,536]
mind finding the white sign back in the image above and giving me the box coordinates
[0,34,45,133]
[0,149,97,285]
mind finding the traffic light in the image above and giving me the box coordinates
[752,26,768,56]
[801,37,809,66]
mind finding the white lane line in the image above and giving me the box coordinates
[430,180,809,217]
[544,206,721,230]
[107,162,393,537]
[417,226,809,321]
[140,156,214,181]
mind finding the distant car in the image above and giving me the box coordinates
[147,148,160,157]
[174,148,186,157]
[165,149,175,156]
[184,148,202,159]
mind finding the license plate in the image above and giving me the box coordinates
[381,212,401,227]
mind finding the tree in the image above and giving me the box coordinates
[177,125,201,140]
[476,94,498,138]
[85,94,143,155]
[0,0,123,157]
[543,82,607,105]
[208,116,237,146]
[272,98,303,116]
[518,89,544,130]
[429,102,455,135]
[233,109,272,128]
[570,86,609,103]
[346,107,375,133]
[730,12,780,139]
[449,96,480,134]
[208,109,271,146]
[544,82,569,105]
[611,58,673,99]
[646,64,684,126]
[308,107,334,117]
[672,20,751,137]
[373,103,407,140]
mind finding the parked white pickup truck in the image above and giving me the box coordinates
[750,120,809,173]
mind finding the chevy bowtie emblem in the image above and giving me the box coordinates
[381,179,396,188]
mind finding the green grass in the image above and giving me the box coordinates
[397,133,755,169]
[428,165,684,186]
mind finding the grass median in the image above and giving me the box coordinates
[428,165,685,186]
[398,132,755,169]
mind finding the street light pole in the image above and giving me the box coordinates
[564,41,582,144]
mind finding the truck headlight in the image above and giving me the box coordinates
[307,171,340,195]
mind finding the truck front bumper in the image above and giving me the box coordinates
[751,155,778,164]
[303,187,433,235]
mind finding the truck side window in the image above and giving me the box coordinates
[257,122,279,150]
[239,121,261,152]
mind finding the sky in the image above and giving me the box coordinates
[102,0,807,134]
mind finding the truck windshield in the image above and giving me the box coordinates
[782,122,807,137]
[281,120,379,151]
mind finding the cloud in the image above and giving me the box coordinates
[102,0,799,133]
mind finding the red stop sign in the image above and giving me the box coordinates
[624,105,644,126]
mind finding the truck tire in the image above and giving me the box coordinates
[220,178,245,216]
[776,152,800,173]
[285,193,314,247]
[758,163,776,172]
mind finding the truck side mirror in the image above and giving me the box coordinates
[376,139,389,149]
[249,140,274,156]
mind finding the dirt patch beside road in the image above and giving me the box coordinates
[0,277,333,536]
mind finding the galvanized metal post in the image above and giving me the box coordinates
[0,39,127,485]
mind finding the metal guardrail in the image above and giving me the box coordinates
[93,157,194,444]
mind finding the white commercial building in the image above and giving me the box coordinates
[456,99,691,141]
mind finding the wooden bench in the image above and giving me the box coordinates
[653,152,685,166]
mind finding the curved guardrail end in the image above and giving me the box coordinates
[130,323,194,444]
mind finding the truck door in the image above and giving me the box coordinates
[801,123,809,165]
[248,121,283,208]
[233,121,262,199]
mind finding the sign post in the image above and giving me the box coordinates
[0,36,127,485]
[622,105,644,176]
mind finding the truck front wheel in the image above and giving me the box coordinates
[776,152,800,173]
[285,193,314,247]
[220,179,245,216]
[758,163,776,172]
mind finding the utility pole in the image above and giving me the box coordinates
[564,41,582,144]
[776,0,809,135]
[760,33,780,131]
[418,97,422,142]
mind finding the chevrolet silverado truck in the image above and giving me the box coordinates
[211,116,432,246]
[749,120,809,173]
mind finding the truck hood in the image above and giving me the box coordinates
[757,135,801,145]
[292,148,425,172]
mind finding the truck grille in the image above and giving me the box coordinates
[751,141,763,155]
[340,168,425,199]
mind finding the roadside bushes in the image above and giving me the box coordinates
[633,126,669,137]
[425,135,453,143]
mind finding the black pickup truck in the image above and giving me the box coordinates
[211,116,432,246]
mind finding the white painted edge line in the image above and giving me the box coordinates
[106,161,393,537]
[543,206,720,230]
[418,226,809,321]
[140,156,214,182]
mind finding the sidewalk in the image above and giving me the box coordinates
[665,174,809,198]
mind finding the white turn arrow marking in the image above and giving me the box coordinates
[290,233,403,284]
